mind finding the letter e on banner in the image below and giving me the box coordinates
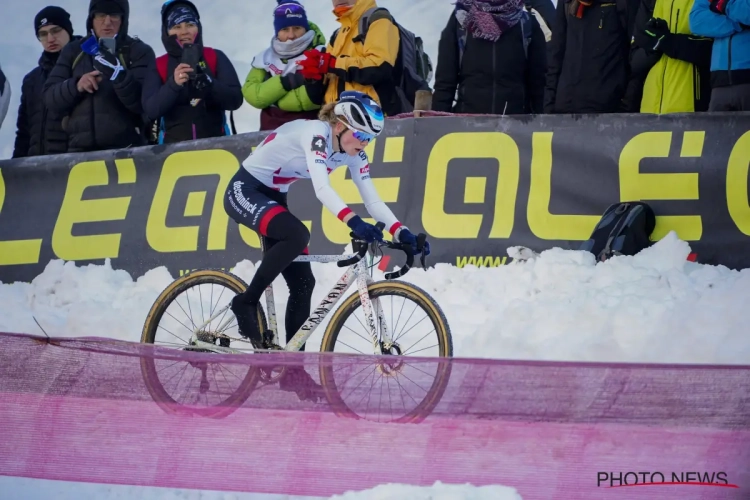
[52,159,135,261]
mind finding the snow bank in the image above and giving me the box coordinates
[332,481,521,500]
[1,232,748,364]
[0,477,521,500]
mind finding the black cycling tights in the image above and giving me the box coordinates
[225,168,315,349]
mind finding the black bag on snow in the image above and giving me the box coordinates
[579,202,656,262]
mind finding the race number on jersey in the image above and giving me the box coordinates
[311,135,327,158]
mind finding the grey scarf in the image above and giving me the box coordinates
[271,30,316,59]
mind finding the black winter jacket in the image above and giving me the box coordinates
[13,43,82,158]
[432,11,547,115]
[42,0,155,152]
[141,14,242,144]
[544,0,640,114]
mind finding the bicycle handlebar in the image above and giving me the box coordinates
[336,222,428,279]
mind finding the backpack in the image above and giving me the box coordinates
[331,7,433,114]
[579,202,656,262]
[456,9,533,70]
[152,47,237,144]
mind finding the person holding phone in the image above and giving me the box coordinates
[141,0,243,144]
[42,0,155,153]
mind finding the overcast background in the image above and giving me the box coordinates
[0,0,459,159]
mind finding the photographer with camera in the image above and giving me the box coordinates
[142,0,243,144]
[42,0,155,153]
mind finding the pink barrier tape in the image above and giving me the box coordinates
[0,331,748,499]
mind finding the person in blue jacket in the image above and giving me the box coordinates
[690,0,750,110]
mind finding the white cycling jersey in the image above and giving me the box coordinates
[241,119,403,235]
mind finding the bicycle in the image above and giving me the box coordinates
[140,223,454,422]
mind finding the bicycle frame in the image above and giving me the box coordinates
[188,248,393,355]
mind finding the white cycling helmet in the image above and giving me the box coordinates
[333,91,384,140]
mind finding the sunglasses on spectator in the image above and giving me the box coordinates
[337,119,375,143]
[37,26,65,40]
[274,2,306,17]
[93,13,122,21]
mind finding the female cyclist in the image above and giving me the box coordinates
[224,90,430,350]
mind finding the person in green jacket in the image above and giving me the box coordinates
[243,0,326,130]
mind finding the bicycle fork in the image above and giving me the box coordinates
[356,266,395,355]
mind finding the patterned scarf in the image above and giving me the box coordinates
[455,0,525,42]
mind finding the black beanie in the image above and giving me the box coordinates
[34,6,74,37]
[90,0,125,16]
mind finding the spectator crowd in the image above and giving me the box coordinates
[1,0,748,159]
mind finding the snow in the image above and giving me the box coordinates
[1,231,748,364]
[0,478,522,500]
[2,231,748,499]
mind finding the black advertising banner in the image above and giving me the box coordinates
[1,112,749,284]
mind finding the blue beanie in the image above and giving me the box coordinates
[274,0,309,34]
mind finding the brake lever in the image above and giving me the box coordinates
[416,233,428,269]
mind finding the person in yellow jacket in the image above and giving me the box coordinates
[296,0,402,116]
[624,0,713,113]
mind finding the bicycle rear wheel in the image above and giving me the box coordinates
[319,281,453,423]
[140,269,267,418]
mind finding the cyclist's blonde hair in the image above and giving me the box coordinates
[318,102,350,127]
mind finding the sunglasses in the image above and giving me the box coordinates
[274,2,306,16]
[338,119,376,143]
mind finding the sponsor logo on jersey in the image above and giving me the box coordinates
[360,164,370,175]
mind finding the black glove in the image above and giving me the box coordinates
[710,0,728,14]
[280,72,305,91]
[346,215,384,243]
[634,18,671,52]
[397,227,431,256]
[190,62,214,94]
[93,49,126,83]
[304,78,325,105]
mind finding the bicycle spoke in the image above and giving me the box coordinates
[143,273,258,416]
[156,324,190,345]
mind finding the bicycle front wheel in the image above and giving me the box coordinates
[319,280,453,423]
[140,269,265,418]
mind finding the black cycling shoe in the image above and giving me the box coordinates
[280,366,325,403]
[230,295,263,348]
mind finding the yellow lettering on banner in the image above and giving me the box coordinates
[619,131,702,240]
[727,131,750,235]
[51,159,135,261]
[146,150,238,253]
[423,132,519,238]
[383,137,405,163]
[322,157,401,245]
[0,170,44,265]
[528,132,600,240]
